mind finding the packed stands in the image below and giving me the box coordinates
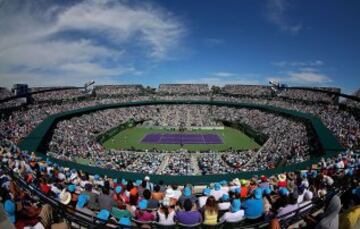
[277,87,340,104]
[158,84,210,94]
[1,83,360,228]
[222,85,273,97]
[0,139,359,228]
[31,88,86,102]
[95,85,145,96]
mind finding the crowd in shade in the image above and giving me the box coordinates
[276,88,340,104]
[30,89,87,102]
[1,85,358,148]
[222,85,274,97]
[158,84,210,94]
[0,139,359,228]
[95,85,145,96]
[43,105,314,175]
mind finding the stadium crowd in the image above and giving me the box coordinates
[159,84,210,94]
[95,85,145,97]
[0,139,359,228]
[0,84,360,228]
[277,88,340,104]
[43,105,313,175]
[222,85,273,97]
[0,89,358,176]
[30,88,87,102]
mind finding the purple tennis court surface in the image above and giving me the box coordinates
[141,133,223,144]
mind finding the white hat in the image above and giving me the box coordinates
[144,176,150,181]
[278,174,287,182]
[59,189,71,205]
[232,178,240,186]
[301,180,309,188]
[58,173,66,181]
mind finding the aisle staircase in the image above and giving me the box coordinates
[190,153,201,175]
[156,154,170,173]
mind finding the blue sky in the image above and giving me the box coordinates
[0,0,359,93]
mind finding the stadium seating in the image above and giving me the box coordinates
[0,84,359,228]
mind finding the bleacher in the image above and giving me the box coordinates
[222,85,273,97]
[95,85,145,96]
[158,84,210,94]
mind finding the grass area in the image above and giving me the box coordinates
[102,126,260,152]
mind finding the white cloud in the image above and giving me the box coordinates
[212,72,237,77]
[266,0,303,34]
[272,60,324,67]
[176,72,260,86]
[288,71,331,83]
[54,0,184,58]
[270,59,331,85]
[0,72,120,88]
[267,69,332,85]
[0,0,185,87]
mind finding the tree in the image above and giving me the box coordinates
[211,85,221,94]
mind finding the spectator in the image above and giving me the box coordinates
[143,189,159,209]
[211,183,225,200]
[134,199,155,222]
[175,199,202,225]
[156,197,175,225]
[178,186,197,207]
[75,194,96,221]
[218,194,231,211]
[81,183,99,211]
[203,196,219,225]
[220,199,245,222]
[242,188,264,220]
[276,192,299,219]
[98,186,116,211]
[315,195,342,229]
[151,185,164,201]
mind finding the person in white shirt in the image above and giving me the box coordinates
[168,185,182,200]
[220,199,245,223]
[218,194,231,211]
[156,197,176,225]
[211,183,226,201]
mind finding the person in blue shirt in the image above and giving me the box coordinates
[242,188,264,220]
